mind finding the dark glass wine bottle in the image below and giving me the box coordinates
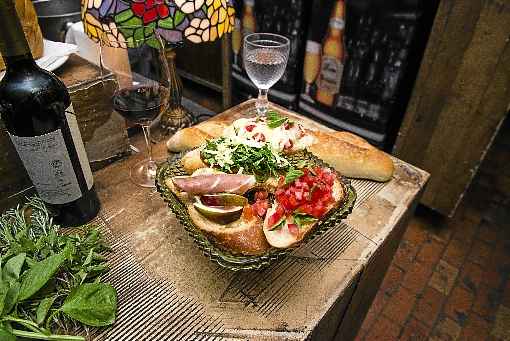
[0,0,100,227]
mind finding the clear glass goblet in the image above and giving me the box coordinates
[243,33,290,115]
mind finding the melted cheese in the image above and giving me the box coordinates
[223,117,315,153]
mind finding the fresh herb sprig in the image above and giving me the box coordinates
[0,197,117,340]
[284,167,304,185]
[265,111,289,128]
[201,138,290,181]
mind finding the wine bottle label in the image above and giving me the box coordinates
[318,56,344,95]
[8,104,93,205]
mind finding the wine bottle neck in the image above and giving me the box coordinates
[0,0,35,68]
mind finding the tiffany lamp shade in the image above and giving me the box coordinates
[81,0,235,137]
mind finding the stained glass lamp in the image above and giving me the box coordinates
[81,0,235,136]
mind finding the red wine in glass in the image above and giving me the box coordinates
[112,85,168,124]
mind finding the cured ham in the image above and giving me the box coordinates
[172,174,256,195]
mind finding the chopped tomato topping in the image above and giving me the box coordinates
[283,121,294,130]
[283,139,294,151]
[252,132,265,142]
[252,199,269,218]
[255,191,268,200]
[245,124,256,132]
[288,223,298,235]
[267,205,285,227]
[274,166,336,220]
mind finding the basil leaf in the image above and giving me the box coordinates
[18,252,66,301]
[293,213,317,228]
[285,167,304,185]
[2,253,25,285]
[3,282,20,316]
[35,296,57,325]
[60,283,117,327]
[268,218,286,231]
[0,327,15,341]
[0,281,9,316]
[266,111,288,128]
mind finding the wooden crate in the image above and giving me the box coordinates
[393,0,510,216]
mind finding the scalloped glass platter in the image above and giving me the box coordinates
[156,150,357,271]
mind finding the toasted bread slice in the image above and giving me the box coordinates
[166,170,270,255]
[187,204,270,255]
[263,178,345,249]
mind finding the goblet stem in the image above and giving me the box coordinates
[141,123,157,177]
[256,88,269,116]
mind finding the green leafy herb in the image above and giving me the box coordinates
[266,111,288,128]
[285,167,304,185]
[18,251,66,301]
[293,213,317,228]
[2,253,25,285]
[0,327,15,341]
[35,296,57,326]
[0,197,117,341]
[201,138,290,181]
[60,283,117,327]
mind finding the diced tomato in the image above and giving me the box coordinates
[253,133,266,142]
[255,191,268,200]
[245,124,256,132]
[268,205,285,227]
[253,199,268,217]
[283,121,294,130]
[288,223,299,235]
[283,139,294,151]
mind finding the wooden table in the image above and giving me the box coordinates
[88,100,429,341]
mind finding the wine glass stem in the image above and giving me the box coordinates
[141,124,157,176]
[256,88,269,116]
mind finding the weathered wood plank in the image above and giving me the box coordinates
[394,0,510,216]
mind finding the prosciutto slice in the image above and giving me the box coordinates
[172,174,256,195]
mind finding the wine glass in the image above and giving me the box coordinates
[99,27,170,188]
[243,33,290,115]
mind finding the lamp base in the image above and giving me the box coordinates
[150,105,195,142]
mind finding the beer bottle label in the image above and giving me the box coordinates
[318,56,344,95]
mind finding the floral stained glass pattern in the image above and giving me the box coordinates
[82,0,235,46]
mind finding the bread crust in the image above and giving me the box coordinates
[308,130,394,182]
[187,204,270,255]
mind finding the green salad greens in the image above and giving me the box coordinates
[0,197,117,340]
[201,137,290,181]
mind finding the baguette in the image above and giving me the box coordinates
[308,130,394,182]
[166,127,212,152]
[166,121,228,152]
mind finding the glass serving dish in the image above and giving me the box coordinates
[156,150,357,271]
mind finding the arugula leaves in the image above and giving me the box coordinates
[202,138,290,181]
[265,111,289,128]
[0,197,117,341]
[285,167,304,185]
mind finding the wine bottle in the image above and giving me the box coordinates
[0,0,100,227]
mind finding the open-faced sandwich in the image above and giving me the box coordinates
[170,111,394,182]
[165,142,349,255]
